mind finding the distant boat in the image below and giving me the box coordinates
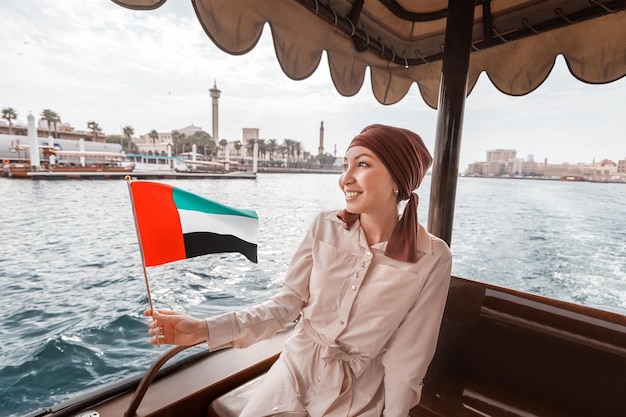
[1,150,134,178]
[559,175,585,181]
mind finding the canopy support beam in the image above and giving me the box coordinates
[427,0,475,246]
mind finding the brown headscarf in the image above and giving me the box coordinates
[337,124,433,263]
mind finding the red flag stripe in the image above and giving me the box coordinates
[131,182,186,267]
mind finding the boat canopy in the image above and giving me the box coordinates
[111,0,626,245]
[111,0,626,108]
[183,160,224,166]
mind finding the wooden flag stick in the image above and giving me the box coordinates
[126,176,160,345]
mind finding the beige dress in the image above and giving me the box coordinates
[207,211,452,417]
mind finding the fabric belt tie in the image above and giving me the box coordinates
[320,345,369,378]
[300,319,373,416]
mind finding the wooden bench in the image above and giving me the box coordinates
[208,276,626,417]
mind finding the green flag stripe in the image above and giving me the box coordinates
[172,187,258,219]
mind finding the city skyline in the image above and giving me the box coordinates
[3,116,620,168]
[1,0,625,169]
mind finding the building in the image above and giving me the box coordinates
[486,149,517,162]
[135,125,206,154]
[0,119,105,142]
[242,128,259,142]
[482,161,505,175]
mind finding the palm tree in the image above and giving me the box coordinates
[172,131,188,155]
[171,131,181,154]
[148,130,159,152]
[246,139,256,157]
[122,125,134,152]
[234,140,242,158]
[1,107,18,135]
[219,139,228,153]
[179,133,187,154]
[283,139,294,166]
[40,109,61,138]
[87,121,103,142]
[267,139,278,161]
[257,139,266,160]
[293,141,303,162]
[277,144,287,162]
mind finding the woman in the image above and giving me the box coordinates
[145,124,452,416]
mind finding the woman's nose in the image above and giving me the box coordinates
[339,170,354,187]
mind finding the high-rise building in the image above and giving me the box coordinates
[242,128,259,142]
[486,149,516,162]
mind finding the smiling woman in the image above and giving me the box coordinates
[145,124,452,416]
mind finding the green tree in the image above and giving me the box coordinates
[293,141,303,162]
[172,131,181,154]
[179,133,187,154]
[40,109,61,138]
[303,151,312,166]
[283,139,294,165]
[267,139,278,161]
[122,125,134,152]
[234,140,242,158]
[1,107,18,135]
[246,139,256,157]
[318,152,337,169]
[257,139,266,160]
[148,130,159,152]
[87,121,103,141]
[187,131,214,157]
[277,144,287,161]
[219,139,228,155]
[108,134,138,153]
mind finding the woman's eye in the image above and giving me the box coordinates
[342,164,348,170]
[358,161,368,167]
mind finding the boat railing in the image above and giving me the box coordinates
[124,343,203,417]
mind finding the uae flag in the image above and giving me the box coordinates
[128,181,258,266]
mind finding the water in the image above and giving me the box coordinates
[0,174,625,416]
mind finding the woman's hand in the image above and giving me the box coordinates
[144,309,209,346]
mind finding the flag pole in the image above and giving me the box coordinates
[126,176,159,345]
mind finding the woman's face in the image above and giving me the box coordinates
[338,145,397,216]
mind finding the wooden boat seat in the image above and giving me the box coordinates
[208,276,626,417]
[207,375,263,417]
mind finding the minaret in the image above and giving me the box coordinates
[209,80,221,141]
[318,121,324,156]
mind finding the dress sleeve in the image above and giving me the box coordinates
[207,213,318,350]
[381,247,452,416]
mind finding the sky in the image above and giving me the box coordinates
[1,0,624,169]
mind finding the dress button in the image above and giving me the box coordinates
[272,407,279,411]
[340,319,345,325]
[351,285,356,291]
[318,376,322,382]
[366,251,372,257]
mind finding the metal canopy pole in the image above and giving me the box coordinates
[427,0,475,246]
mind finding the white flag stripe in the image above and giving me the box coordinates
[178,209,258,244]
